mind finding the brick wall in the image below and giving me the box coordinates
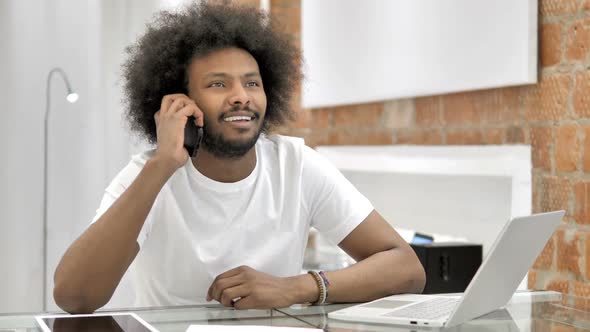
[228,0,590,296]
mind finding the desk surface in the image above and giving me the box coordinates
[1,291,589,331]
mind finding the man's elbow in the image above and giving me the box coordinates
[410,258,427,294]
[395,248,426,294]
[53,282,101,314]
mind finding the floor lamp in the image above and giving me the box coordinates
[44,68,78,310]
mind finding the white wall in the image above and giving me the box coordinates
[0,0,50,313]
[301,0,537,108]
[0,0,161,313]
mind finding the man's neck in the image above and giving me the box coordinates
[191,147,257,183]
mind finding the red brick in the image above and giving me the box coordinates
[531,321,553,331]
[473,89,503,112]
[396,130,443,145]
[308,108,331,129]
[332,103,384,128]
[555,125,580,172]
[302,132,329,148]
[442,93,480,125]
[421,131,444,145]
[211,0,259,7]
[290,108,310,129]
[541,23,562,67]
[270,0,298,9]
[396,131,412,144]
[540,175,572,213]
[523,74,571,121]
[540,0,579,16]
[328,130,393,145]
[500,87,523,114]
[574,71,590,118]
[531,127,553,170]
[469,88,522,126]
[573,280,590,311]
[551,325,576,332]
[574,280,590,299]
[415,97,440,127]
[482,128,504,144]
[546,278,569,294]
[528,269,538,289]
[565,19,590,61]
[584,127,590,170]
[382,100,414,129]
[506,126,526,143]
[446,129,483,145]
[271,3,301,35]
[533,170,543,213]
[556,229,582,277]
[445,89,520,126]
[575,181,590,224]
[533,235,556,269]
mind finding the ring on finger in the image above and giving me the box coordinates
[231,297,242,306]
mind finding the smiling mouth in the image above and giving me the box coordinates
[223,115,255,122]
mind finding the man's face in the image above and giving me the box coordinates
[187,47,267,159]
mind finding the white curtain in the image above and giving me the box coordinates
[0,0,170,312]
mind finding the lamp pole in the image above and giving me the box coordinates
[44,68,78,310]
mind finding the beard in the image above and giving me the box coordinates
[201,126,262,159]
[200,105,264,159]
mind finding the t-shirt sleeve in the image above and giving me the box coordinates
[91,152,156,247]
[302,145,374,245]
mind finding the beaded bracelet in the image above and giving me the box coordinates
[318,271,330,303]
[308,271,326,305]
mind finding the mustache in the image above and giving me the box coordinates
[218,104,261,121]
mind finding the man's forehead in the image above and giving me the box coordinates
[189,47,260,77]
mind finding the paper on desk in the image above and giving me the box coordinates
[186,325,321,332]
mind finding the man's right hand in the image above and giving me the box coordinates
[153,93,204,170]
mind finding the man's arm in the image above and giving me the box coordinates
[53,157,177,313]
[54,94,203,313]
[293,210,426,303]
[207,210,425,308]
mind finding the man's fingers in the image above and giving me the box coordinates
[232,295,254,310]
[165,98,187,115]
[210,274,246,302]
[160,95,175,115]
[208,267,250,300]
[154,111,160,126]
[219,285,250,307]
[160,94,194,115]
[216,266,248,281]
[176,105,204,127]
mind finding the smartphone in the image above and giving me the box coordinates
[35,312,158,332]
[184,116,203,157]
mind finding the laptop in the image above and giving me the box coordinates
[328,210,565,328]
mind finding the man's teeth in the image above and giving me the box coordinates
[224,116,252,122]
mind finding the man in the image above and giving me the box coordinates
[53,2,425,314]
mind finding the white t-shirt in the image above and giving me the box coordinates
[92,134,373,307]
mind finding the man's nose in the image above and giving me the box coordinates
[228,85,250,106]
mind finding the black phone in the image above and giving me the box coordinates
[184,116,203,157]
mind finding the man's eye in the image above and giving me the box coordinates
[209,82,225,88]
[246,81,260,87]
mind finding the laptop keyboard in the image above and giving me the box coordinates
[382,297,458,320]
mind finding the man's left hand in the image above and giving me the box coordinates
[207,265,294,309]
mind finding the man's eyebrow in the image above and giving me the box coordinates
[203,72,229,79]
[202,72,261,79]
[243,72,261,78]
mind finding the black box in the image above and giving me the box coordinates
[410,242,482,294]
